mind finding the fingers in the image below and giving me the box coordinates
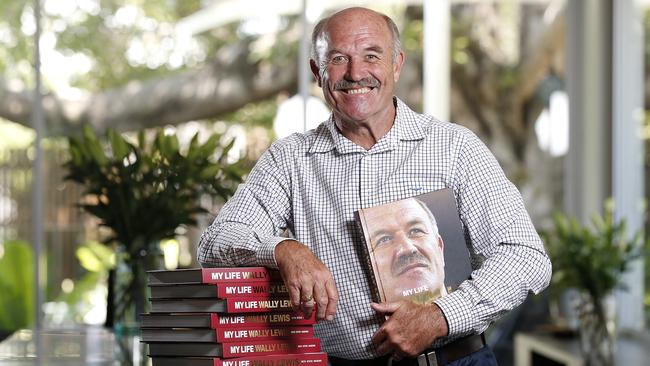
[287,282,302,310]
[324,277,339,321]
[287,280,315,316]
[314,282,327,320]
[371,301,401,315]
[371,324,405,359]
[371,302,447,360]
[274,240,338,321]
[371,323,388,353]
[300,287,315,317]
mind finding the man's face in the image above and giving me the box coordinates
[310,9,404,125]
[365,199,446,303]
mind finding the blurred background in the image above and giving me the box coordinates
[0,0,648,365]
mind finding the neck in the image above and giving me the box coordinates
[334,106,396,150]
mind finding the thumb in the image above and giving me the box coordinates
[370,301,401,315]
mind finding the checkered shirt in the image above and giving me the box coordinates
[198,98,552,359]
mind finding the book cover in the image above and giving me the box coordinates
[148,338,321,358]
[148,267,281,285]
[141,325,314,343]
[149,282,289,299]
[141,312,316,329]
[150,297,294,313]
[150,352,328,366]
[355,188,472,304]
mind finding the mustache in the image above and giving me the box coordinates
[392,251,429,276]
[334,77,380,90]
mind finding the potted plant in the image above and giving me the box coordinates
[543,202,646,366]
[63,125,245,330]
[0,240,34,341]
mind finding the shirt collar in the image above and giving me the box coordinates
[308,97,427,154]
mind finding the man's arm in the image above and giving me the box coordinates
[434,131,552,337]
[370,129,551,358]
[197,144,293,268]
[197,142,338,321]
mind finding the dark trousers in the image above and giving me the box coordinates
[444,347,498,366]
[328,346,498,366]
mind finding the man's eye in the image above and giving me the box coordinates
[408,228,426,237]
[375,235,392,246]
[366,54,379,61]
[331,56,347,64]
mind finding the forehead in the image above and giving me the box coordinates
[320,11,392,52]
[365,199,430,226]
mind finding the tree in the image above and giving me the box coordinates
[0,0,300,135]
[0,1,569,220]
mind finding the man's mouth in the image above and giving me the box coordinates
[334,77,380,94]
[396,262,429,277]
[343,87,373,95]
[392,251,430,277]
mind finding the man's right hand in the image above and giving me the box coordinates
[274,240,339,321]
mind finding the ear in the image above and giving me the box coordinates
[392,51,405,82]
[437,235,445,266]
[310,59,322,87]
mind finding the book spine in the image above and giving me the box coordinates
[226,298,293,313]
[215,326,314,342]
[354,210,384,303]
[214,352,328,366]
[211,312,316,328]
[201,268,281,283]
[217,282,288,298]
[221,338,321,358]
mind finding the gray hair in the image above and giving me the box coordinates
[413,198,440,236]
[310,10,402,66]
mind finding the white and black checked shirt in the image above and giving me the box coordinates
[198,98,552,359]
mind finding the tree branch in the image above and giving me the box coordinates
[0,42,298,136]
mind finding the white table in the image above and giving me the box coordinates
[514,331,650,366]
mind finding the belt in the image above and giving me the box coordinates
[329,333,486,366]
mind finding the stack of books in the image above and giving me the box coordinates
[141,267,327,366]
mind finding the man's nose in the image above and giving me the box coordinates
[344,58,366,81]
[394,233,419,256]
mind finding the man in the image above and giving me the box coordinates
[199,7,551,366]
[364,198,448,303]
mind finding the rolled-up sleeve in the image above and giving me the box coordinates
[198,144,293,268]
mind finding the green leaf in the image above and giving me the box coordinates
[108,129,130,161]
[0,241,34,331]
[137,130,146,151]
[76,241,115,272]
[217,138,236,163]
[62,125,248,254]
[544,204,647,303]
[197,134,220,159]
[187,132,200,160]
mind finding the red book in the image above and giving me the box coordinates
[215,325,313,342]
[149,281,289,299]
[147,338,321,358]
[148,268,281,285]
[141,312,316,329]
[150,297,294,313]
[221,338,321,358]
[141,325,314,343]
[211,312,315,328]
[150,352,328,366]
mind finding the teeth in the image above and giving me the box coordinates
[346,87,371,95]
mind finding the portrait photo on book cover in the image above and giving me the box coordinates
[357,188,471,304]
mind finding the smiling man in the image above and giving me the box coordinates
[199,7,551,366]
[365,198,448,303]
[310,6,403,151]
